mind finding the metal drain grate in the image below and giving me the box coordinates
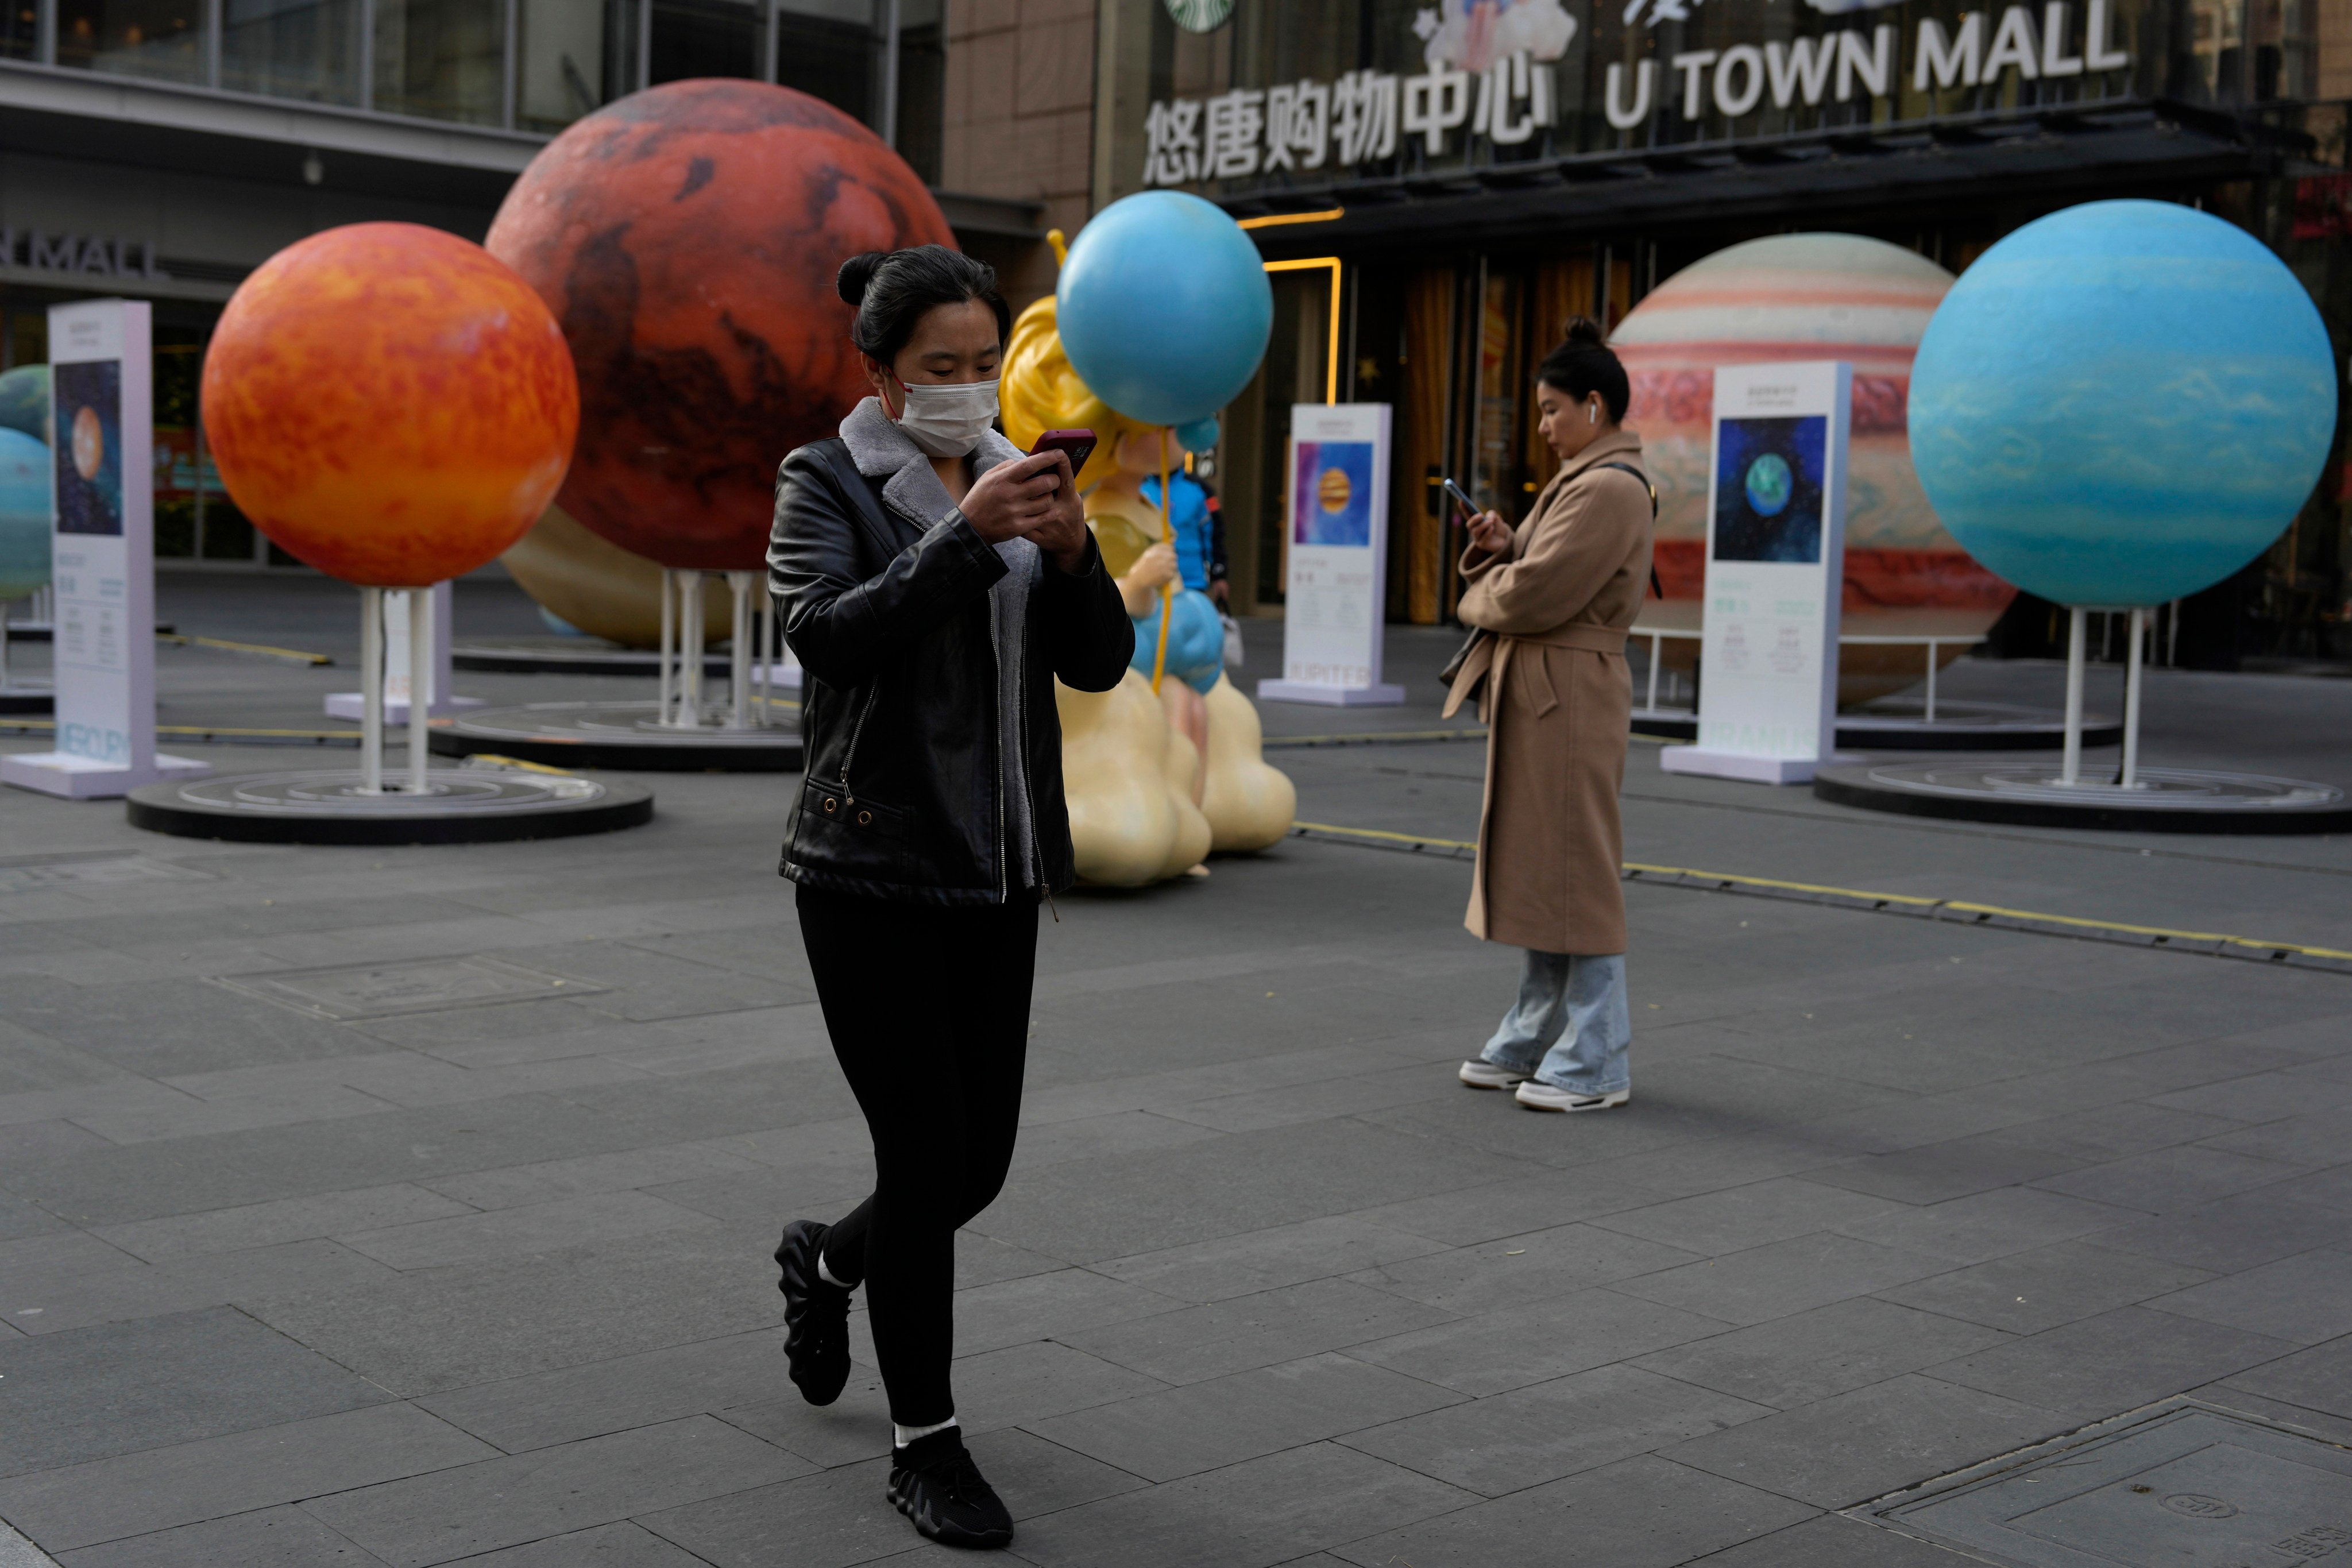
[1854,1399,2352,1566]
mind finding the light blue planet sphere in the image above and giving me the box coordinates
[1909,200,2336,608]
[1744,454,1793,517]
[0,427,51,602]
[1057,191,1272,428]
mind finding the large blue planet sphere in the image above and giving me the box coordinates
[1909,200,2336,608]
[0,427,51,602]
[1057,191,1272,427]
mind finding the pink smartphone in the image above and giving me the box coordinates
[1029,428,1096,476]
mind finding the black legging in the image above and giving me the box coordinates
[795,882,1037,1428]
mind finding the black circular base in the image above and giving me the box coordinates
[430,701,803,772]
[127,767,654,844]
[0,683,52,715]
[1814,760,2352,835]
[1633,701,2119,751]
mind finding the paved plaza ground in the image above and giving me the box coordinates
[2,576,2351,1566]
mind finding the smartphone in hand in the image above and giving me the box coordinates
[1440,476,1479,520]
[1029,429,1097,481]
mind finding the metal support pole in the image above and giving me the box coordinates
[678,570,705,726]
[2060,605,2086,786]
[1645,631,1660,712]
[727,571,754,730]
[2121,605,2146,790]
[756,590,776,725]
[1,599,11,689]
[657,567,675,726]
[1924,640,1938,724]
[407,586,432,793]
[360,586,385,794]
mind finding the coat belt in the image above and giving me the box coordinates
[1508,624,1627,654]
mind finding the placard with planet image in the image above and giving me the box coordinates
[53,360,122,538]
[1292,439,1375,549]
[1713,415,1825,565]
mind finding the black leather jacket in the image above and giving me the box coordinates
[768,408,1133,905]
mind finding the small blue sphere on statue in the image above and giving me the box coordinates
[1057,192,1273,428]
[1909,199,2336,609]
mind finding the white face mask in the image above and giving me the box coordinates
[887,376,1001,458]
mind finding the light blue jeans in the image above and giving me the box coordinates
[1477,951,1632,1095]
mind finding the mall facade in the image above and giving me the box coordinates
[1098,0,2350,659]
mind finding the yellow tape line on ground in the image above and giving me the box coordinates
[1290,820,2352,964]
[157,634,333,666]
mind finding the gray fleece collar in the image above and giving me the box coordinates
[839,396,1025,532]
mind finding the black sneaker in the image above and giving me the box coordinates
[774,1220,851,1406]
[886,1428,1014,1549]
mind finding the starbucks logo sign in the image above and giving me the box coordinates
[1163,0,1233,32]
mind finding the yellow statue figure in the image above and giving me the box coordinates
[1001,289,1295,886]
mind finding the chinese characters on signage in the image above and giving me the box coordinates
[1141,0,2130,185]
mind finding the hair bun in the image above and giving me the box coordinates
[1561,315,1608,349]
[837,252,886,307]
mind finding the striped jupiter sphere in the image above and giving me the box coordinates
[1611,233,2016,701]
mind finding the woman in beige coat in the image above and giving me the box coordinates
[1443,319,1653,1113]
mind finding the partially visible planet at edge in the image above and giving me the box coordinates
[1744,454,1793,517]
[488,78,955,573]
[0,426,51,602]
[1909,199,2336,609]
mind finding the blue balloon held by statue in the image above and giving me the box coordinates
[1057,192,1273,429]
[1909,199,2336,609]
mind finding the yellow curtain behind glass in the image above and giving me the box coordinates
[1399,269,1452,627]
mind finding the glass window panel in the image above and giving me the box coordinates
[774,4,874,126]
[223,0,362,105]
[56,0,207,82]
[894,18,944,181]
[650,0,757,85]
[374,0,506,124]
[519,0,640,130]
[1,3,36,59]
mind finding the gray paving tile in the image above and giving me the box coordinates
[1921,1304,2297,1422]
[945,1339,1168,1432]
[1342,1223,1702,1314]
[1331,1453,1816,1568]
[1979,1102,2246,1163]
[1095,1216,1446,1304]
[415,1330,782,1453]
[1682,1511,1982,1565]
[335,1191,716,1272]
[1612,1234,1950,1327]
[1662,1374,2064,1509]
[1006,1441,1472,1568]
[1829,1186,2139,1265]
[2080,1187,2352,1273]
[302,1416,808,1568]
[1876,1239,2215,1334]
[244,1223,787,1396]
[0,1308,392,1477]
[1,1238,396,1335]
[2146,1249,2352,1343]
[2031,1144,2305,1213]
[0,1404,493,1552]
[1590,1179,1911,1256]
[428,1522,707,1566]
[1802,1138,2086,1206]
[1007,1109,1227,1167]
[1569,1134,1848,1202]
[2148,1069,2352,1123]
[2219,1334,2352,1422]
[1342,1167,1669,1245]
[2202,1106,2352,1169]
[1025,1352,1463,1482]
[1060,1278,1455,1386]
[1346,1286,1727,1397]
[0,976,366,1078]
[52,1505,389,1566]
[1339,1362,1771,1496]
[91,1187,477,1262]
[642,1428,1144,1567]
[949,1267,1179,1358]
[712,1384,895,1472]
[1632,1297,2010,1411]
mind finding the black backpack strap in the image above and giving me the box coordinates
[1588,461,1663,597]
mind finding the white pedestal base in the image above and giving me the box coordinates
[2,751,210,800]
[323,693,488,723]
[1659,746,1820,785]
[1255,679,1408,707]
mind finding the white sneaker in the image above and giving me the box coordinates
[1513,1082,1631,1113]
[1458,1060,1533,1090]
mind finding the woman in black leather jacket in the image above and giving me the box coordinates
[765,245,1130,1552]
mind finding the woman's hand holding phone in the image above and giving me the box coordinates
[963,450,1089,573]
[1466,509,1513,558]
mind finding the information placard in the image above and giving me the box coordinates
[2,299,204,799]
[1660,361,1851,785]
[1258,402,1405,707]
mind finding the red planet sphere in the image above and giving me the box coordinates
[203,223,579,588]
[486,79,955,571]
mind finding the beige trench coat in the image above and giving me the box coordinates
[1442,431,1653,955]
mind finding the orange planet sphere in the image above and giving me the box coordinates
[201,222,580,588]
[486,79,954,571]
